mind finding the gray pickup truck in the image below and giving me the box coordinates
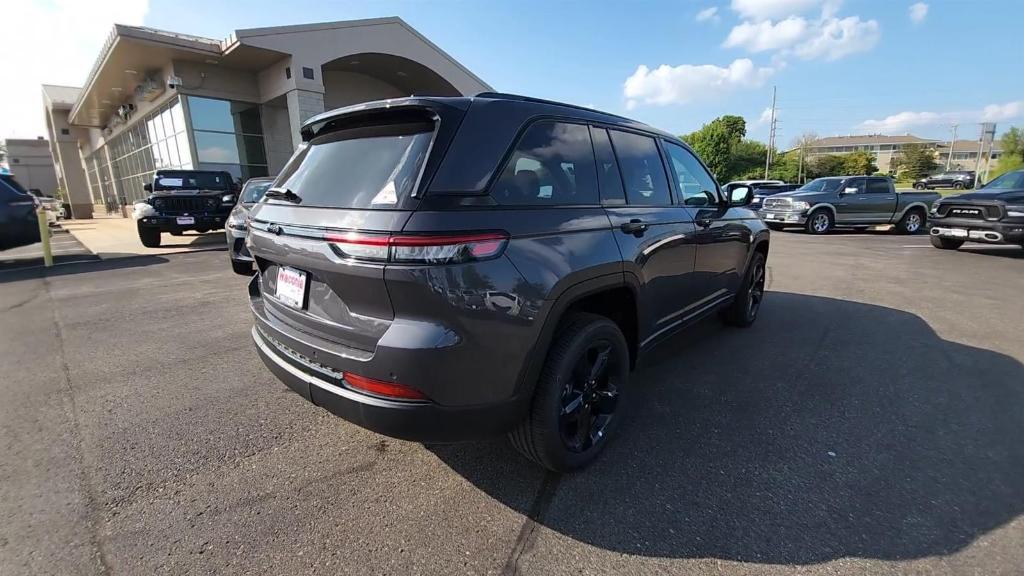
[758,176,940,234]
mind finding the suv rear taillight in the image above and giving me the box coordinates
[324,231,508,264]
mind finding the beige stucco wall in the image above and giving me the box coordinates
[322,70,405,110]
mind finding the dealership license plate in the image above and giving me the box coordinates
[176,216,195,225]
[764,213,778,219]
[275,267,307,309]
[950,228,968,238]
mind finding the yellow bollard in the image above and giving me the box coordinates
[37,206,53,267]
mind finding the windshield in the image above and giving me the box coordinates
[0,174,30,195]
[798,178,843,193]
[153,172,233,192]
[273,121,434,209]
[241,180,273,204]
[982,171,1024,190]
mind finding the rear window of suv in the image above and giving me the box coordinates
[490,121,598,205]
[273,121,434,209]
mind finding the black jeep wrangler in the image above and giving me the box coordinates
[135,170,238,247]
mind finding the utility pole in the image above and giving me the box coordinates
[946,124,958,170]
[764,86,777,179]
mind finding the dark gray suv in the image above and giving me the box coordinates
[246,93,770,470]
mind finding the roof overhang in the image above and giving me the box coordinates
[69,25,285,128]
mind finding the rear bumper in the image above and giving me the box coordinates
[929,217,1024,244]
[252,325,526,442]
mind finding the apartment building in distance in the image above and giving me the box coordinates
[793,134,1003,174]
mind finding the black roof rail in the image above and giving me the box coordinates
[472,91,632,121]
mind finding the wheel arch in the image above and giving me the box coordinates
[895,202,930,220]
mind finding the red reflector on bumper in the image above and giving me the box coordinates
[343,372,428,401]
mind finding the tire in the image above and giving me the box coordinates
[138,227,161,248]
[805,209,833,235]
[896,209,926,234]
[913,183,926,190]
[930,236,963,250]
[721,251,766,328]
[953,181,965,190]
[509,312,630,472]
[766,223,785,231]
[231,259,254,276]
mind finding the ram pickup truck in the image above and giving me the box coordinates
[133,170,238,247]
[928,169,1024,250]
[758,176,940,234]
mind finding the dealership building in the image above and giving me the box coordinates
[42,17,490,219]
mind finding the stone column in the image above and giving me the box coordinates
[285,89,325,149]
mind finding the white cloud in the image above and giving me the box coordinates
[758,107,774,124]
[1,0,150,139]
[858,100,1024,132]
[908,2,928,24]
[724,1,879,61]
[730,0,830,20]
[696,6,720,23]
[623,59,775,108]
[793,16,880,61]
[981,100,1024,122]
[723,17,809,52]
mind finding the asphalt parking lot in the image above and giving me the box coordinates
[1,231,1022,575]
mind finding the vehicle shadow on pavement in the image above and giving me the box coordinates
[429,292,1024,564]
[0,254,169,284]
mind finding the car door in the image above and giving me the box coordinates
[597,127,698,344]
[835,177,868,222]
[661,140,749,303]
[861,177,898,220]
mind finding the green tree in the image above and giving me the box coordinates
[681,115,754,181]
[841,151,877,175]
[896,143,938,180]
[728,139,768,180]
[808,154,847,177]
[766,151,801,182]
[990,126,1024,179]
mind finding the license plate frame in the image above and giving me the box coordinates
[275,267,308,309]
[176,216,195,225]
[950,228,968,238]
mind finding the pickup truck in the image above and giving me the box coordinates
[133,170,238,247]
[928,169,1024,250]
[758,176,940,234]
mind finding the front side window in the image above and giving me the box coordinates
[608,130,670,206]
[490,121,597,205]
[664,142,720,207]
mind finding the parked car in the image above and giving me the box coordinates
[27,189,62,223]
[914,171,975,190]
[723,179,784,196]
[750,183,801,210]
[245,93,770,471]
[0,174,41,251]
[227,176,275,275]
[928,169,1024,250]
[133,170,238,247]
[758,176,940,234]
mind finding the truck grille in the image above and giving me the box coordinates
[762,197,792,210]
[938,204,999,219]
[156,197,213,213]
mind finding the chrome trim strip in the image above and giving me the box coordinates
[656,288,728,325]
[641,233,691,256]
[641,293,733,347]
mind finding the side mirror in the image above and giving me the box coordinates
[143,183,153,193]
[729,186,753,207]
[843,187,859,194]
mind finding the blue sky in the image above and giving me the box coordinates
[5,0,1023,146]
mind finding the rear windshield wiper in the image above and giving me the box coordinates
[264,187,302,204]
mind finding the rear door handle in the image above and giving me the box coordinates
[620,219,648,237]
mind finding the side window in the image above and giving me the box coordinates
[607,130,671,206]
[845,178,866,193]
[866,178,890,194]
[663,142,720,207]
[490,121,598,205]
[589,126,625,205]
